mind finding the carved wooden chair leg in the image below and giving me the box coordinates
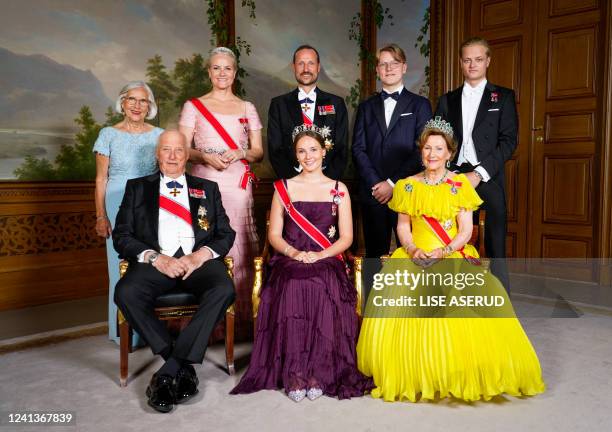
[119,320,130,387]
[225,309,235,375]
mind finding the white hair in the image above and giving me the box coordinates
[207,46,237,68]
[114,81,158,120]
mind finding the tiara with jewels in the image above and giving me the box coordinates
[291,123,332,142]
[423,116,454,137]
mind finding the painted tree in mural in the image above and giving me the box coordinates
[146,55,177,125]
[174,53,212,107]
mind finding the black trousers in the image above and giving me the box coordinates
[457,164,510,291]
[361,203,399,258]
[114,258,235,364]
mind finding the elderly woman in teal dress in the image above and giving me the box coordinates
[94,81,163,345]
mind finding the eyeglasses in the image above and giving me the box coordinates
[123,96,150,106]
[377,61,403,70]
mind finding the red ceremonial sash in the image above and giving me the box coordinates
[274,179,344,263]
[190,98,258,189]
[302,112,313,126]
[421,215,481,265]
[159,195,192,227]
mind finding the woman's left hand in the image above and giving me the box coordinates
[221,149,245,164]
[306,251,327,263]
[426,248,445,260]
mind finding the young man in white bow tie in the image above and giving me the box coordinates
[435,37,518,291]
[268,45,348,179]
[113,130,236,413]
[352,43,432,259]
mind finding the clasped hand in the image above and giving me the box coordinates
[411,247,444,268]
[152,249,212,279]
[291,250,326,264]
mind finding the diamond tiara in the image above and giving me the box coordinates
[291,123,331,142]
[423,116,454,137]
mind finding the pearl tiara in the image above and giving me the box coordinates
[424,116,454,137]
[291,123,332,142]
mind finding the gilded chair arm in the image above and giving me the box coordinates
[224,256,235,314]
[119,260,129,278]
[353,256,363,317]
[252,256,265,319]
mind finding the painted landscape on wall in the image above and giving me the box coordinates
[0,0,428,180]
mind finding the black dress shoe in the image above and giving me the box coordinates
[175,364,199,404]
[146,373,175,413]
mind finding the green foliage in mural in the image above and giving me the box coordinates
[146,54,178,125]
[414,6,430,96]
[174,53,212,107]
[14,106,120,181]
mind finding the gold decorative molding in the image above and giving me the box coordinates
[0,212,104,257]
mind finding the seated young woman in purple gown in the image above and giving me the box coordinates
[231,126,373,402]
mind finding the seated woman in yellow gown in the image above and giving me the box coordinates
[356,117,545,402]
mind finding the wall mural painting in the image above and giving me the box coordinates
[0,0,428,181]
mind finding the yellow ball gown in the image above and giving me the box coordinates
[356,174,546,402]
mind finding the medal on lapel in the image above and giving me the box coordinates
[197,205,209,231]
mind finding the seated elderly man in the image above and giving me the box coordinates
[113,130,235,413]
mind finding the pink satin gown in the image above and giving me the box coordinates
[179,100,262,339]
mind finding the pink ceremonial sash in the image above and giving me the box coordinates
[421,214,481,265]
[159,195,192,227]
[190,98,258,189]
[274,179,344,263]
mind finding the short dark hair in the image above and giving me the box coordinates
[460,37,491,58]
[293,45,320,63]
[293,130,325,152]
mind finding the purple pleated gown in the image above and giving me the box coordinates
[231,201,373,399]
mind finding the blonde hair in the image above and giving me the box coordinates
[376,43,407,63]
[460,37,491,58]
[206,46,237,69]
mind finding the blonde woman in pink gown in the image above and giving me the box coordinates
[179,47,264,339]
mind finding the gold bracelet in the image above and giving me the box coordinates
[96,216,107,221]
[283,245,292,256]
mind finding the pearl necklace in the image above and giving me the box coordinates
[423,169,448,186]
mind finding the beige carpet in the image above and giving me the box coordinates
[1,311,611,432]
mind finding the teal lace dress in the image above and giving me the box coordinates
[93,126,163,344]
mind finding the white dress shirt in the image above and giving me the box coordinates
[138,174,218,263]
[382,84,404,188]
[157,174,195,256]
[298,87,317,123]
[459,79,490,181]
[382,84,404,127]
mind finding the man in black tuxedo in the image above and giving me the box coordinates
[352,43,432,258]
[435,37,517,290]
[268,44,347,179]
[113,130,235,413]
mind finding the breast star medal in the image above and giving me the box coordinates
[327,225,337,239]
[197,205,209,231]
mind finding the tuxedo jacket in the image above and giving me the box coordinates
[268,87,348,179]
[435,82,518,189]
[112,173,235,261]
[352,89,432,205]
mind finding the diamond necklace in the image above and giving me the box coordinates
[422,169,448,186]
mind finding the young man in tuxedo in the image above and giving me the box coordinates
[435,37,518,290]
[113,130,236,413]
[268,45,348,179]
[352,43,432,258]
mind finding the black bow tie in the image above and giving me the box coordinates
[299,97,314,104]
[166,180,183,189]
[382,91,400,101]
